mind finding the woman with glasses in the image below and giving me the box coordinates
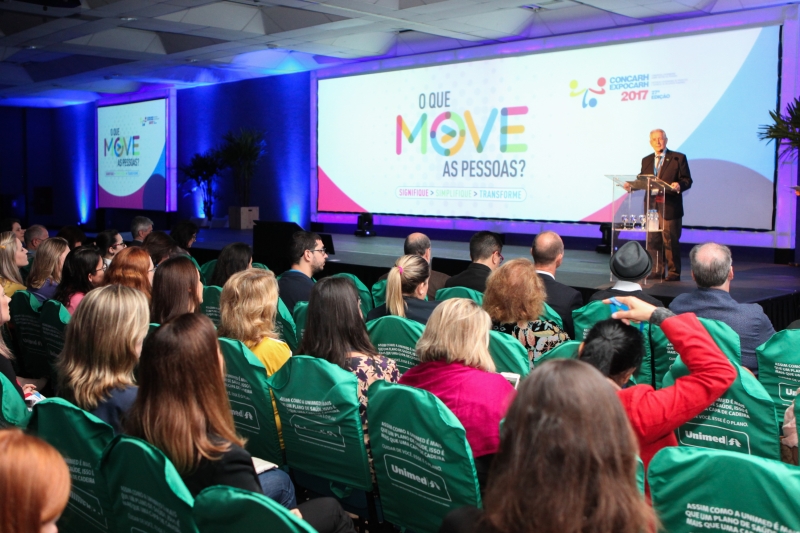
[366,254,440,325]
[54,247,106,314]
[96,229,126,268]
[170,220,199,250]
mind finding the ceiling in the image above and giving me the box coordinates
[0,0,793,106]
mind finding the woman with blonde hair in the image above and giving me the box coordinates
[0,291,34,399]
[0,428,71,533]
[104,246,154,299]
[26,237,69,303]
[218,269,289,375]
[366,254,440,325]
[0,231,28,297]
[58,284,150,433]
[483,258,568,364]
[399,298,515,488]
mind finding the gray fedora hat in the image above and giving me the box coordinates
[610,241,653,281]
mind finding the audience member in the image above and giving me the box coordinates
[56,225,87,250]
[439,359,654,533]
[143,230,185,266]
[0,428,71,533]
[367,254,440,325]
[483,258,568,363]
[23,224,48,259]
[669,243,775,374]
[0,231,27,297]
[54,247,105,314]
[0,291,34,399]
[278,231,326,313]
[531,231,583,338]
[400,298,515,488]
[590,241,664,307]
[150,256,203,325]
[0,218,25,246]
[96,228,126,268]
[218,269,290,374]
[378,233,450,299]
[299,277,399,455]
[445,231,504,292]
[105,246,154,299]
[209,242,252,288]
[26,237,69,303]
[130,216,154,246]
[580,295,736,474]
[125,313,356,532]
[171,220,199,250]
[58,285,149,434]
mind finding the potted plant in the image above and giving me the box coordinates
[759,97,800,161]
[219,128,267,230]
[180,150,222,226]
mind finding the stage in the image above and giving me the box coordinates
[189,228,800,331]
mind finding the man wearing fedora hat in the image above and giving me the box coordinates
[589,241,665,307]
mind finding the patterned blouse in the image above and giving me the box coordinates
[493,318,569,366]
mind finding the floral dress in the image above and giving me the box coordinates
[493,318,569,366]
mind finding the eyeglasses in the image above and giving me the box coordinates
[311,248,327,254]
[95,264,107,272]
[112,242,127,249]
[149,264,158,273]
[495,251,504,263]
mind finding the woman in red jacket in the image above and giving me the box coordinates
[579,296,736,471]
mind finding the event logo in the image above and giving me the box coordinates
[140,115,160,126]
[103,136,140,158]
[569,77,606,108]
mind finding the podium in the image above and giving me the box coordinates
[605,174,669,283]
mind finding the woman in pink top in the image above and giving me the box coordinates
[399,298,515,489]
[54,247,105,314]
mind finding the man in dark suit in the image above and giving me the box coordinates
[531,231,583,339]
[626,129,692,281]
[378,232,450,300]
[445,231,503,293]
[590,241,664,307]
[129,216,153,247]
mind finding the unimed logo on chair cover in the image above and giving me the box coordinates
[385,454,451,503]
[678,423,751,454]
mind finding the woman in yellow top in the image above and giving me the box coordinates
[0,231,29,297]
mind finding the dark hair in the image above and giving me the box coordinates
[298,277,377,368]
[170,221,199,250]
[403,233,431,256]
[289,231,321,265]
[56,226,87,250]
[0,218,20,233]
[95,229,120,258]
[579,319,644,382]
[209,243,252,288]
[531,231,564,265]
[470,231,503,261]
[150,256,201,325]
[54,247,102,307]
[142,231,184,266]
[483,359,654,533]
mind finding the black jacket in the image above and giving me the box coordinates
[640,149,692,220]
[539,273,583,339]
[444,263,492,293]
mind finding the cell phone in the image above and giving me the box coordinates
[500,372,521,389]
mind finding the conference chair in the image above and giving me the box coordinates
[199,285,222,328]
[648,323,678,389]
[488,330,530,375]
[371,279,387,308]
[649,447,800,533]
[435,286,484,305]
[540,302,564,330]
[367,381,481,533]
[276,298,299,353]
[218,337,284,466]
[29,398,115,533]
[40,299,70,359]
[662,318,779,461]
[330,273,374,317]
[366,315,425,374]
[100,435,198,533]
[756,330,800,425]
[0,372,30,428]
[193,486,316,533]
[185,254,203,280]
[292,301,308,348]
[9,290,50,385]
[199,259,217,284]
[536,339,581,366]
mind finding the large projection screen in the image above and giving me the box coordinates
[317,26,779,231]
[97,98,168,210]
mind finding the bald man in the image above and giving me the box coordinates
[380,233,450,300]
[532,231,583,339]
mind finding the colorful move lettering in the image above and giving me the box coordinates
[104,136,140,158]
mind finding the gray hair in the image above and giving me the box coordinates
[690,243,732,288]
[649,129,667,139]
[24,225,48,247]
[404,233,431,257]
[130,216,153,238]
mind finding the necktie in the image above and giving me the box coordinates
[654,155,663,176]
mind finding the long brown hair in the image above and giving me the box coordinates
[26,237,68,289]
[0,428,71,533]
[385,254,430,318]
[150,256,201,324]
[483,359,654,533]
[124,313,244,472]
[105,246,152,298]
[483,258,546,324]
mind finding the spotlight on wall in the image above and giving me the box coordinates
[355,213,375,237]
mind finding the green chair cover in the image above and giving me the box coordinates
[756,330,800,425]
[488,330,530,376]
[276,299,299,353]
[367,381,481,533]
[20,256,33,284]
[268,356,372,491]
[0,372,30,428]
[662,318,779,461]
[9,290,49,379]
[366,315,425,374]
[100,435,197,533]
[218,337,283,466]
[649,446,800,533]
[371,278,387,308]
[649,323,678,389]
[292,301,308,349]
[29,398,115,533]
[253,262,269,271]
[636,456,645,495]
[198,286,222,328]
[540,302,564,329]
[40,299,69,359]
[193,486,316,533]
[536,339,581,365]
[435,286,484,305]
[199,259,217,284]
[331,273,374,317]
[186,255,203,279]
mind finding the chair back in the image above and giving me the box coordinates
[331,273,374,317]
[9,290,49,379]
[649,447,800,533]
[100,435,197,533]
[186,255,203,279]
[29,398,115,533]
[193,486,316,533]
[371,278,387,308]
[540,302,563,329]
[198,259,217,284]
[536,339,581,366]
[435,286,484,305]
[662,318,779,461]
[40,299,70,359]
[366,315,425,374]
[218,337,283,465]
[275,298,299,353]
[292,301,308,348]
[488,330,530,376]
[367,381,481,533]
[253,262,269,271]
[268,356,372,491]
[649,323,679,389]
[199,285,223,328]
[756,329,800,425]
[0,372,30,428]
